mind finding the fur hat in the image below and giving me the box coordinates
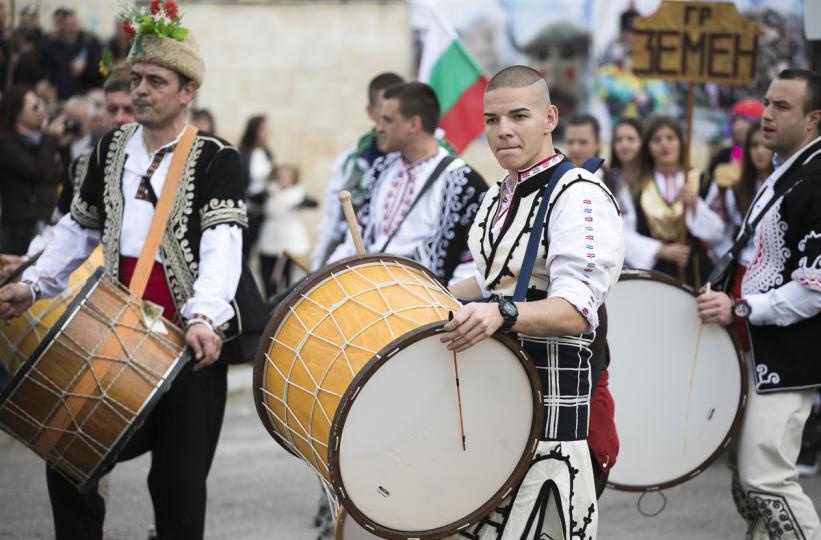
[128,32,205,86]
[121,1,204,85]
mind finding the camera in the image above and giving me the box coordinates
[64,118,83,135]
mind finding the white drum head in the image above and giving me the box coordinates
[606,270,745,490]
[331,326,540,537]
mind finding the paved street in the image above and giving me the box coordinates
[1,365,819,539]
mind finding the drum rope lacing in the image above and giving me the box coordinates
[1,278,88,367]
[0,280,183,483]
[260,261,458,474]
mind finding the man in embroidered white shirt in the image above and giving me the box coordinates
[441,65,623,539]
[329,82,487,287]
[0,14,246,540]
[698,69,821,540]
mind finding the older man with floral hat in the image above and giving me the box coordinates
[0,2,248,538]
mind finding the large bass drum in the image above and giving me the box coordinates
[606,269,746,491]
[0,268,190,491]
[254,255,542,539]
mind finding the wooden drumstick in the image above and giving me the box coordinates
[338,190,366,255]
[448,311,467,451]
[282,250,309,274]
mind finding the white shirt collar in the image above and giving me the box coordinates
[124,124,187,174]
[769,136,821,185]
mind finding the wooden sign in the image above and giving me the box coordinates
[631,1,759,85]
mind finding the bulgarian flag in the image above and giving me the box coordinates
[417,8,488,154]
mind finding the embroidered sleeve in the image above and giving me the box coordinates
[197,146,248,231]
[419,164,487,284]
[545,178,624,331]
[200,198,248,230]
[357,153,397,248]
[792,230,821,291]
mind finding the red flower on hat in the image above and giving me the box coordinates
[149,0,161,15]
[163,0,179,19]
[122,20,136,37]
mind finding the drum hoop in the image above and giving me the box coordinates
[252,254,452,458]
[327,322,544,540]
[605,268,749,492]
[0,266,192,492]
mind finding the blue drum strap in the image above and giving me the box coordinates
[512,157,603,302]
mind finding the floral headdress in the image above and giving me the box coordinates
[119,0,187,45]
[113,0,205,85]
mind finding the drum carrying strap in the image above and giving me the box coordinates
[706,139,821,291]
[513,157,603,301]
[128,125,198,298]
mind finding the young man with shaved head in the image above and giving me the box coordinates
[442,66,623,539]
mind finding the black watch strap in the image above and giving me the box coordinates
[498,299,518,332]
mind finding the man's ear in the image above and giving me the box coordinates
[180,81,198,106]
[409,114,423,134]
[807,109,821,133]
[545,104,559,134]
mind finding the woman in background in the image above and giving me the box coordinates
[703,122,773,257]
[609,117,643,192]
[239,115,275,259]
[619,115,723,288]
[258,164,316,300]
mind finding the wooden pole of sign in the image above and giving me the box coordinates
[679,83,696,283]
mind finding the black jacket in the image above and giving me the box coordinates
[0,131,62,225]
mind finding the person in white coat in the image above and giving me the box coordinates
[258,164,316,299]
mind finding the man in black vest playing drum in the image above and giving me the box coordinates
[0,4,246,539]
[698,69,821,539]
[441,65,623,539]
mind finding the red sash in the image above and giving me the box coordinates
[119,256,178,324]
[588,369,619,471]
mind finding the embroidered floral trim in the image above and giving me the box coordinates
[742,200,789,296]
[419,162,481,282]
[755,363,781,389]
[793,231,821,291]
[70,150,91,195]
[200,198,248,230]
[358,153,398,248]
[748,491,806,539]
[159,136,202,312]
[70,197,101,229]
[101,125,138,275]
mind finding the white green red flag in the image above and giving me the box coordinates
[417,8,488,154]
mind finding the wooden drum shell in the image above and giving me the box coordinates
[0,268,190,491]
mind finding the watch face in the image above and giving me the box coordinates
[501,301,517,318]
[734,300,750,318]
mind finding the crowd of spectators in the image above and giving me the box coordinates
[0,3,219,258]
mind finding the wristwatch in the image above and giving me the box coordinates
[732,298,752,320]
[497,299,519,332]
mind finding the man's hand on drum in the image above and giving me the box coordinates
[0,283,35,323]
[185,322,222,370]
[440,302,503,353]
[697,289,733,326]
